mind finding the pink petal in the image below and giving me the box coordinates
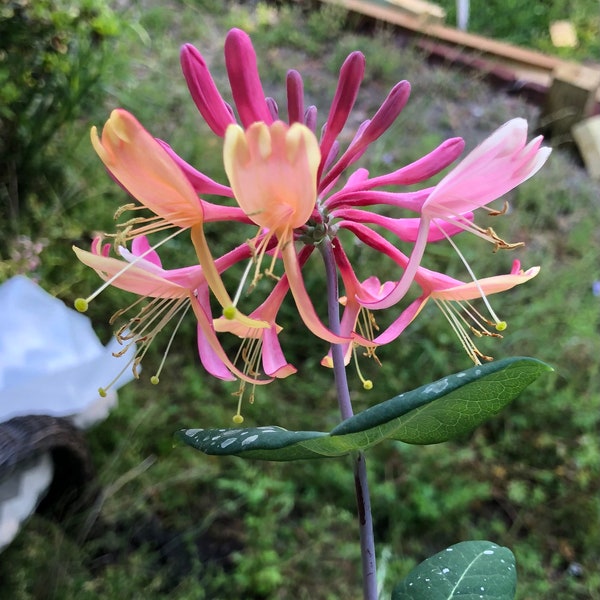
[224,29,273,127]
[156,139,234,197]
[91,110,204,230]
[73,246,189,299]
[317,51,365,180]
[262,326,297,378]
[334,137,465,194]
[190,292,272,385]
[333,208,472,243]
[131,236,161,266]
[326,187,432,212]
[423,119,551,217]
[281,242,349,344]
[180,43,236,136]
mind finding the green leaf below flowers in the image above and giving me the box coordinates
[391,540,516,600]
[177,357,552,461]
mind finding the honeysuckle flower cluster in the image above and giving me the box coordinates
[75,28,550,419]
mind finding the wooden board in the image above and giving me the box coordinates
[321,0,600,105]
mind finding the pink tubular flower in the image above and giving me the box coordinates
[90,109,204,236]
[360,118,551,311]
[76,27,550,410]
[175,29,472,338]
[376,260,540,365]
[74,237,280,387]
[337,221,539,364]
[84,109,264,329]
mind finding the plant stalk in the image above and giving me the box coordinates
[320,238,378,600]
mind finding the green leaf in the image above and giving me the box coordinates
[391,540,516,600]
[333,356,552,445]
[177,357,552,461]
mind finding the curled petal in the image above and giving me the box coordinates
[424,119,551,217]
[195,286,236,381]
[339,219,428,310]
[131,236,161,267]
[223,122,320,234]
[91,109,203,229]
[262,326,297,378]
[426,263,541,301]
[373,262,540,345]
[191,291,272,385]
[73,245,201,298]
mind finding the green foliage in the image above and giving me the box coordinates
[392,541,516,600]
[327,29,405,84]
[241,2,349,56]
[0,0,125,253]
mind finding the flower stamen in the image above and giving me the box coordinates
[97,353,138,398]
[441,227,508,332]
[484,200,509,217]
[358,307,381,363]
[433,297,493,365]
[433,207,524,253]
[150,303,191,385]
[229,333,264,418]
[111,294,190,380]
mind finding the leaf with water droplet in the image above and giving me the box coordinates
[177,357,552,461]
[392,540,516,599]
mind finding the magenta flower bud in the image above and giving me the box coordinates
[180,43,235,136]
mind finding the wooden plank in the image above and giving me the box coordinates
[321,0,600,106]
[385,0,446,24]
[539,63,600,140]
[572,116,600,179]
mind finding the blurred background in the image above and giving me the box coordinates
[1,0,600,598]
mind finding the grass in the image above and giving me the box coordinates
[2,1,600,598]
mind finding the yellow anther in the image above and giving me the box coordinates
[495,321,507,332]
[223,305,237,320]
[98,387,107,398]
[150,375,160,385]
[233,414,244,424]
[74,298,89,312]
[363,380,374,391]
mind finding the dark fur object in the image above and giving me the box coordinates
[0,415,94,518]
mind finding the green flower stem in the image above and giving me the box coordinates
[320,238,378,600]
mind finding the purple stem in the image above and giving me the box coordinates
[319,238,378,600]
